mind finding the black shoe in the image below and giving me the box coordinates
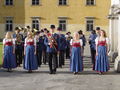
[49,72,52,74]
[59,66,62,68]
[38,65,41,67]
[7,69,10,72]
[49,71,53,74]
[53,71,56,74]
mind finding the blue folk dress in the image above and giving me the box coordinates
[2,38,17,69]
[95,38,110,72]
[24,38,38,70]
[70,39,83,72]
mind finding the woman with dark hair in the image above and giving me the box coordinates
[78,30,86,57]
[65,32,72,59]
[95,30,109,74]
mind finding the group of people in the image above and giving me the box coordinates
[2,25,110,75]
[89,27,109,74]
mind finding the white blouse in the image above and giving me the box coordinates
[95,37,109,45]
[3,38,15,45]
[70,39,83,46]
[24,38,36,47]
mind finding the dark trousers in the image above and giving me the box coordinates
[43,51,47,64]
[15,45,23,66]
[48,52,58,73]
[90,48,96,70]
[36,50,42,67]
[59,50,65,67]
[66,47,70,59]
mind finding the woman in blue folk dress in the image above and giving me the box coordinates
[95,30,109,74]
[24,32,38,73]
[2,32,17,72]
[70,32,83,75]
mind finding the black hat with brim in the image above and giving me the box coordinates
[50,25,55,29]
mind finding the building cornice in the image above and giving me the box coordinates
[108,4,120,19]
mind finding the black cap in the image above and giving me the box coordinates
[91,30,96,34]
[78,30,83,34]
[40,29,44,33]
[47,30,50,33]
[57,27,62,31]
[36,31,40,34]
[67,32,71,34]
[27,26,30,29]
[50,25,55,29]
[15,27,19,31]
[96,27,100,30]
[44,28,47,31]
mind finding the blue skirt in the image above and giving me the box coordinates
[3,46,17,69]
[24,45,38,70]
[95,46,109,72]
[70,47,83,72]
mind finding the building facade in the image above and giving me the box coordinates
[108,0,120,71]
[0,0,110,38]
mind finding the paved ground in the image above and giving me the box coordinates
[0,43,120,90]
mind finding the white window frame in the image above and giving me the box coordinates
[32,0,40,5]
[58,19,67,31]
[58,0,67,5]
[86,18,94,31]
[5,17,13,31]
[5,0,13,6]
[86,0,95,6]
[31,17,40,30]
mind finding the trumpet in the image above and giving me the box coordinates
[48,35,58,51]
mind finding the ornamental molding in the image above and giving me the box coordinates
[108,4,120,19]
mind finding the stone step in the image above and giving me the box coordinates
[40,56,114,68]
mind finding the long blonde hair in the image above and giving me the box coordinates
[73,32,80,40]
[27,31,33,39]
[5,32,12,39]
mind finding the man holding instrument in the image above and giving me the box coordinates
[44,25,59,74]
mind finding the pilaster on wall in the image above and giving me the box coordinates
[108,17,119,62]
[114,15,120,72]
[116,15,120,56]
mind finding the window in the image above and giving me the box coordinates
[32,0,39,5]
[59,19,67,31]
[32,19,40,30]
[59,0,67,5]
[5,0,13,5]
[5,18,13,31]
[86,19,94,31]
[86,0,95,5]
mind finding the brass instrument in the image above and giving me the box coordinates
[48,34,58,51]
[16,34,22,45]
[66,36,72,41]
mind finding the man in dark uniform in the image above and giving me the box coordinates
[44,25,58,74]
[89,30,97,70]
[57,27,67,68]
[43,28,48,64]
[65,32,72,59]
[13,27,23,67]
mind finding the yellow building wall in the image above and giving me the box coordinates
[25,0,110,35]
[0,0,111,38]
[0,0,25,38]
